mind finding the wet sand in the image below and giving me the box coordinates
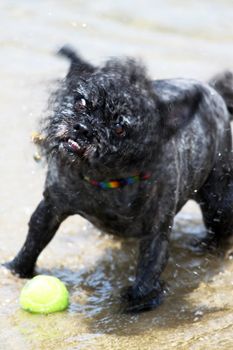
[0,1,233,349]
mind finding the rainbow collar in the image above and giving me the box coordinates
[83,172,151,189]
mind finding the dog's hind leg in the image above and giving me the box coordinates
[196,164,233,249]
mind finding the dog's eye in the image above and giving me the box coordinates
[74,98,86,111]
[114,123,126,137]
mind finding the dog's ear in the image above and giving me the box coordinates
[57,45,95,77]
[158,87,203,138]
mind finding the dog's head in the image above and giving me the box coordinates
[41,47,160,172]
[41,47,201,174]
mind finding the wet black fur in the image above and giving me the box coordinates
[5,47,233,312]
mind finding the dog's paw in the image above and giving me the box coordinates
[121,282,165,313]
[2,261,35,279]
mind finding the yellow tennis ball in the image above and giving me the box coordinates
[20,275,69,314]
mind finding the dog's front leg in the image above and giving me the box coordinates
[3,197,68,278]
[123,221,171,313]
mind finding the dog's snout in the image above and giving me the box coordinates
[74,122,90,137]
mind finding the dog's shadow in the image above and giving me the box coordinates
[39,215,232,336]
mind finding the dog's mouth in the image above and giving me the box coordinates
[59,138,97,160]
[67,139,82,153]
[60,138,86,157]
[54,123,100,160]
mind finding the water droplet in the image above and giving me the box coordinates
[194,310,203,316]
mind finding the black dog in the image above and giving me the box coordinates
[5,47,233,312]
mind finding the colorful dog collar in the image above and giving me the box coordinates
[83,172,151,189]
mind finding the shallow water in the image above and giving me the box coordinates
[0,0,233,349]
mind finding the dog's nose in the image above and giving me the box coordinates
[74,122,90,137]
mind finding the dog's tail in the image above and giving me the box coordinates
[209,71,233,120]
[57,45,95,75]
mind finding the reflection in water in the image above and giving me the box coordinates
[0,0,233,349]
